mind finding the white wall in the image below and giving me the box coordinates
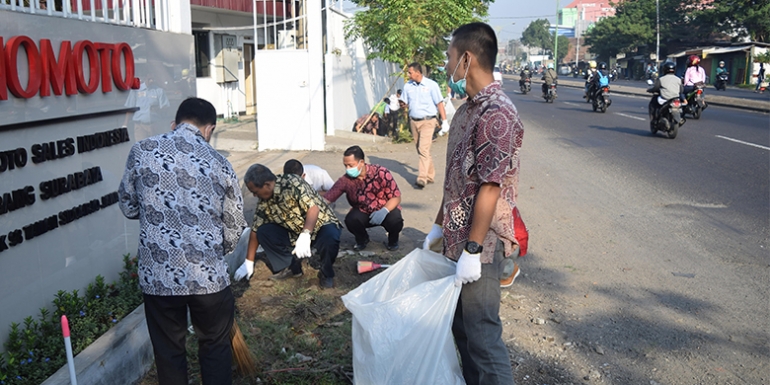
[191,8,253,117]
[325,10,404,133]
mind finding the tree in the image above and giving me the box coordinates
[698,0,770,42]
[345,0,492,70]
[521,19,552,54]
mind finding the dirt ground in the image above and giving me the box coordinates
[138,114,768,384]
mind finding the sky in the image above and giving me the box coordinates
[487,0,560,42]
[339,0,562,43]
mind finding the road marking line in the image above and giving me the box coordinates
[615,112,647,121]
[716,135,770,151]
[563,101,582,106]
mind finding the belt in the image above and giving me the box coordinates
[410,115,436,121]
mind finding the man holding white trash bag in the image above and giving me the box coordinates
[424,22,523,385]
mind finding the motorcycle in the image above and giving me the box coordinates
[683,82,706,119]
[715,72,729,91]
[543,82,557,103]
[647,81,684,139]
[520,77,531,94]
[590,85,612,113]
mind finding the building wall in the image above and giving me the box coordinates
[0,11,194,350]
[325,10,404,133]
[191,8,255,117]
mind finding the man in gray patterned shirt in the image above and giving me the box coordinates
[119,97,247,385]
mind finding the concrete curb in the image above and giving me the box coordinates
[41,304,153,385]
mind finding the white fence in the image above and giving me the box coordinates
[0,0,170,30]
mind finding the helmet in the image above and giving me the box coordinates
[598,62,607,70]
[547,63,554,69]
[589,60,597,69]
[719,61,725,66]
[662,61,676,74]
[524,66,529,71]
[688,55,701,66]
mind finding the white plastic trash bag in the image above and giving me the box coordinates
[225,228,251,277]
[341,248,465,385]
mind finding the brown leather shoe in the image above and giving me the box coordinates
[500,263,520,288]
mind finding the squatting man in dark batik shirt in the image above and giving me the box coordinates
[233,164,342,289]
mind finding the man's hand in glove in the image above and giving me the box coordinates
[292,231,312,258]
[369,207,389,225]
[422,223,443,249]
[454,250,482,287]
[439,120,450,136]
[233,260,254,281]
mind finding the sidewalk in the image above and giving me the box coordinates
[211,115,446,252]
[503,74,770,113]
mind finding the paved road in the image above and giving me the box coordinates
[556,75,770,102]
[501,81,769,383]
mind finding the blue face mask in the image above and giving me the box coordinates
[448,54,471,98]
[346,163,362,178]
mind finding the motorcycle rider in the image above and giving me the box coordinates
[683,55,707,106]
[648,61,685,123]
[589,62,610,99]
[542,63,558,97]
[715,61,728,88]
[583,60,597,99]
[519,65,532,89]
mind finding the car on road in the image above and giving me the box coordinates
[494,66,504,85]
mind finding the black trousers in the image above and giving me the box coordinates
[143,287,234,385]
[344,208,403,246]
[257,223,341,278]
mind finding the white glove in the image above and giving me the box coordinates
[439,120,450,136]
[454,250,482,287]
[292,232,312,259]
[233,260,254,281]
[422,223,443,249]
[369,207,389,225]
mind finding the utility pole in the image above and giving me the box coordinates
[554,0,559,66]
[656,0,660,66]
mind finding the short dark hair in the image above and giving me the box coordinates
[451,22,497,72]
[343,145,365,161]
[244,164,276,187]
[408,62,422,74]
[283,159,304,176]
[175,97,217,127]
[397,89,402,95]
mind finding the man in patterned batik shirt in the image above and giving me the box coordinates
[423,23,523,385]
[119,97,247,385]
[324,145,403,251]
[233,164,342,289]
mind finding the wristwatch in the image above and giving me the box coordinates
[465,241,483,254]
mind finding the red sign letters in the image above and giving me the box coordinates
[0,36,139,100]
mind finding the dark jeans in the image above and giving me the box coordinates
[344,207,403,246]
[144,287,235,385]
[452,241,514,385]
[257,223,341,278]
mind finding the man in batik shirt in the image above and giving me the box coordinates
[233,164,341,289]
[423,23,523,385]
[119,97,247,385]
[325,145,403,251]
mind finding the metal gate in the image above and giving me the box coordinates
[254,0,324,151]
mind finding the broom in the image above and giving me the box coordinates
[230,321,257,376]
[357,261,391,274]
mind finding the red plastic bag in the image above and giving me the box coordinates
[513,206,529,257]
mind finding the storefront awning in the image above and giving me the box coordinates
[708,46,751,55]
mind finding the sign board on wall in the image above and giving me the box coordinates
[0,11,195,349]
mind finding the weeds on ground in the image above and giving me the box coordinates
[0,255,142,385]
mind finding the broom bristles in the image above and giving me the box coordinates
[230,321,257,376]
